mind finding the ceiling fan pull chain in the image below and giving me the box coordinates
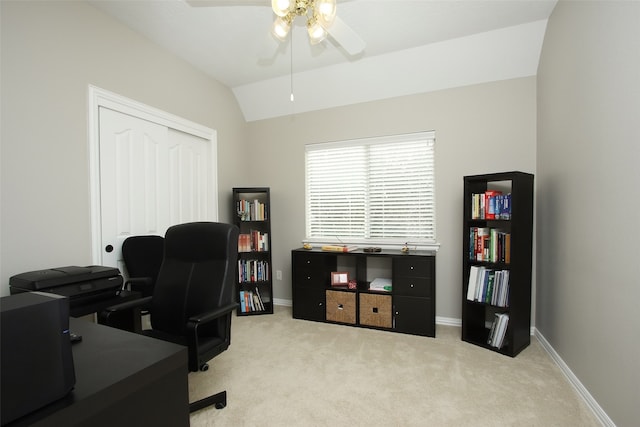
[290,29,295,102]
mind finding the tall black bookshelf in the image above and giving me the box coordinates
[462,172,533,357]
[233,187,273,316]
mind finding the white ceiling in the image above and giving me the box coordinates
[88,0,557,121]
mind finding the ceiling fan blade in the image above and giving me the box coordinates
[326,15,365,56]
[185,0,267,7]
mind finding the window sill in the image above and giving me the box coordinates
[303,239,440,253]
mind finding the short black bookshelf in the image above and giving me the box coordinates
[462,172,533,357]
[233,187,273,316]
[292,248,436,337]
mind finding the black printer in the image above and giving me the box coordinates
[9,266,123,312]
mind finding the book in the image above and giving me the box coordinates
[254,287,265,311]
[493,313,509,348]
[487,317,498,346]
[476,269,489,301]
[321,245,358,253]
[475,227,490,261]
[471,193,484,219]
[239,291,246,313]
[504,233,511,264]
[498,193,512,219]
[466,266,482,301]
[484,270,495,303]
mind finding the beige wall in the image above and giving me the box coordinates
[246,77,537,319]
[0,1,248,295]
[537,1,640,425]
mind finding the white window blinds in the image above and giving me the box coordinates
[305,131,436,244]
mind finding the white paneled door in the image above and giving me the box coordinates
[98,106,214,271]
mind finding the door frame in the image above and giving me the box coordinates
[87,85,218,265]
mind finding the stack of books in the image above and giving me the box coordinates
[238,230,269,252]
[239,288,267,313]
[237,199,267,221]
[487,313,509,348]
[469,227,511,263]
[471,191,512,220]
[466,265,510,307]
[238,259,269,283]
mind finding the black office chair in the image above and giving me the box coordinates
[101,221,239,412]
[121,235,164,299]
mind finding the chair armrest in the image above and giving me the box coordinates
[99,296,152,322]
[98,296,152,332]
[104,296,152,313]
[122,276,153,291]
[187,302,238,327]
[125,277,153,286]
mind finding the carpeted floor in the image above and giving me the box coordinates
[188,306,600,426]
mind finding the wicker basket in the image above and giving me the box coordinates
[326,290,356,324]
[359,293,392,328]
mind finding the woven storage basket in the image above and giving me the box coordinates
[326,290,356,324]
[359,293,392,328]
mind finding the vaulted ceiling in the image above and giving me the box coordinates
[88,0,557,121]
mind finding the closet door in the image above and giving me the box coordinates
[98,107,212,271]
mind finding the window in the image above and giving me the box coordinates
[305,131,436,247]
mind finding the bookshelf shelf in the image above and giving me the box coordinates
[233,187,273,316]
[462,172,534,357]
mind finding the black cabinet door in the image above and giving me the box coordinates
[292,287,325,321]
[394,295,434,337]
[292,250,336,322]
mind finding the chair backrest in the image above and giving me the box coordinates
[121,235,165,297]
[150,222,239,336]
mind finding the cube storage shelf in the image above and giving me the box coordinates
[292,248,436,337]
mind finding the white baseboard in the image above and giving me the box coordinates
[436,316,461,327]
[534,329,614,427]
[273,298,292,307]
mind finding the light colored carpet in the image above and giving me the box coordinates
[188,306,600,427]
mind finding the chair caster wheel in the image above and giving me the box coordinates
[215,402,226,409]
[199,363,209,372]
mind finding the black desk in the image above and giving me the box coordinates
[7,319,189,427]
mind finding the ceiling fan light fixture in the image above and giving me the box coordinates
[307,17,327,44]
[272,0,293,17]
[315,0,336,27]
[272,16,292,41]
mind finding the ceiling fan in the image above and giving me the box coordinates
[186,0,366,56]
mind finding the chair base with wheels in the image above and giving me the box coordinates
[190,391,227,412]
